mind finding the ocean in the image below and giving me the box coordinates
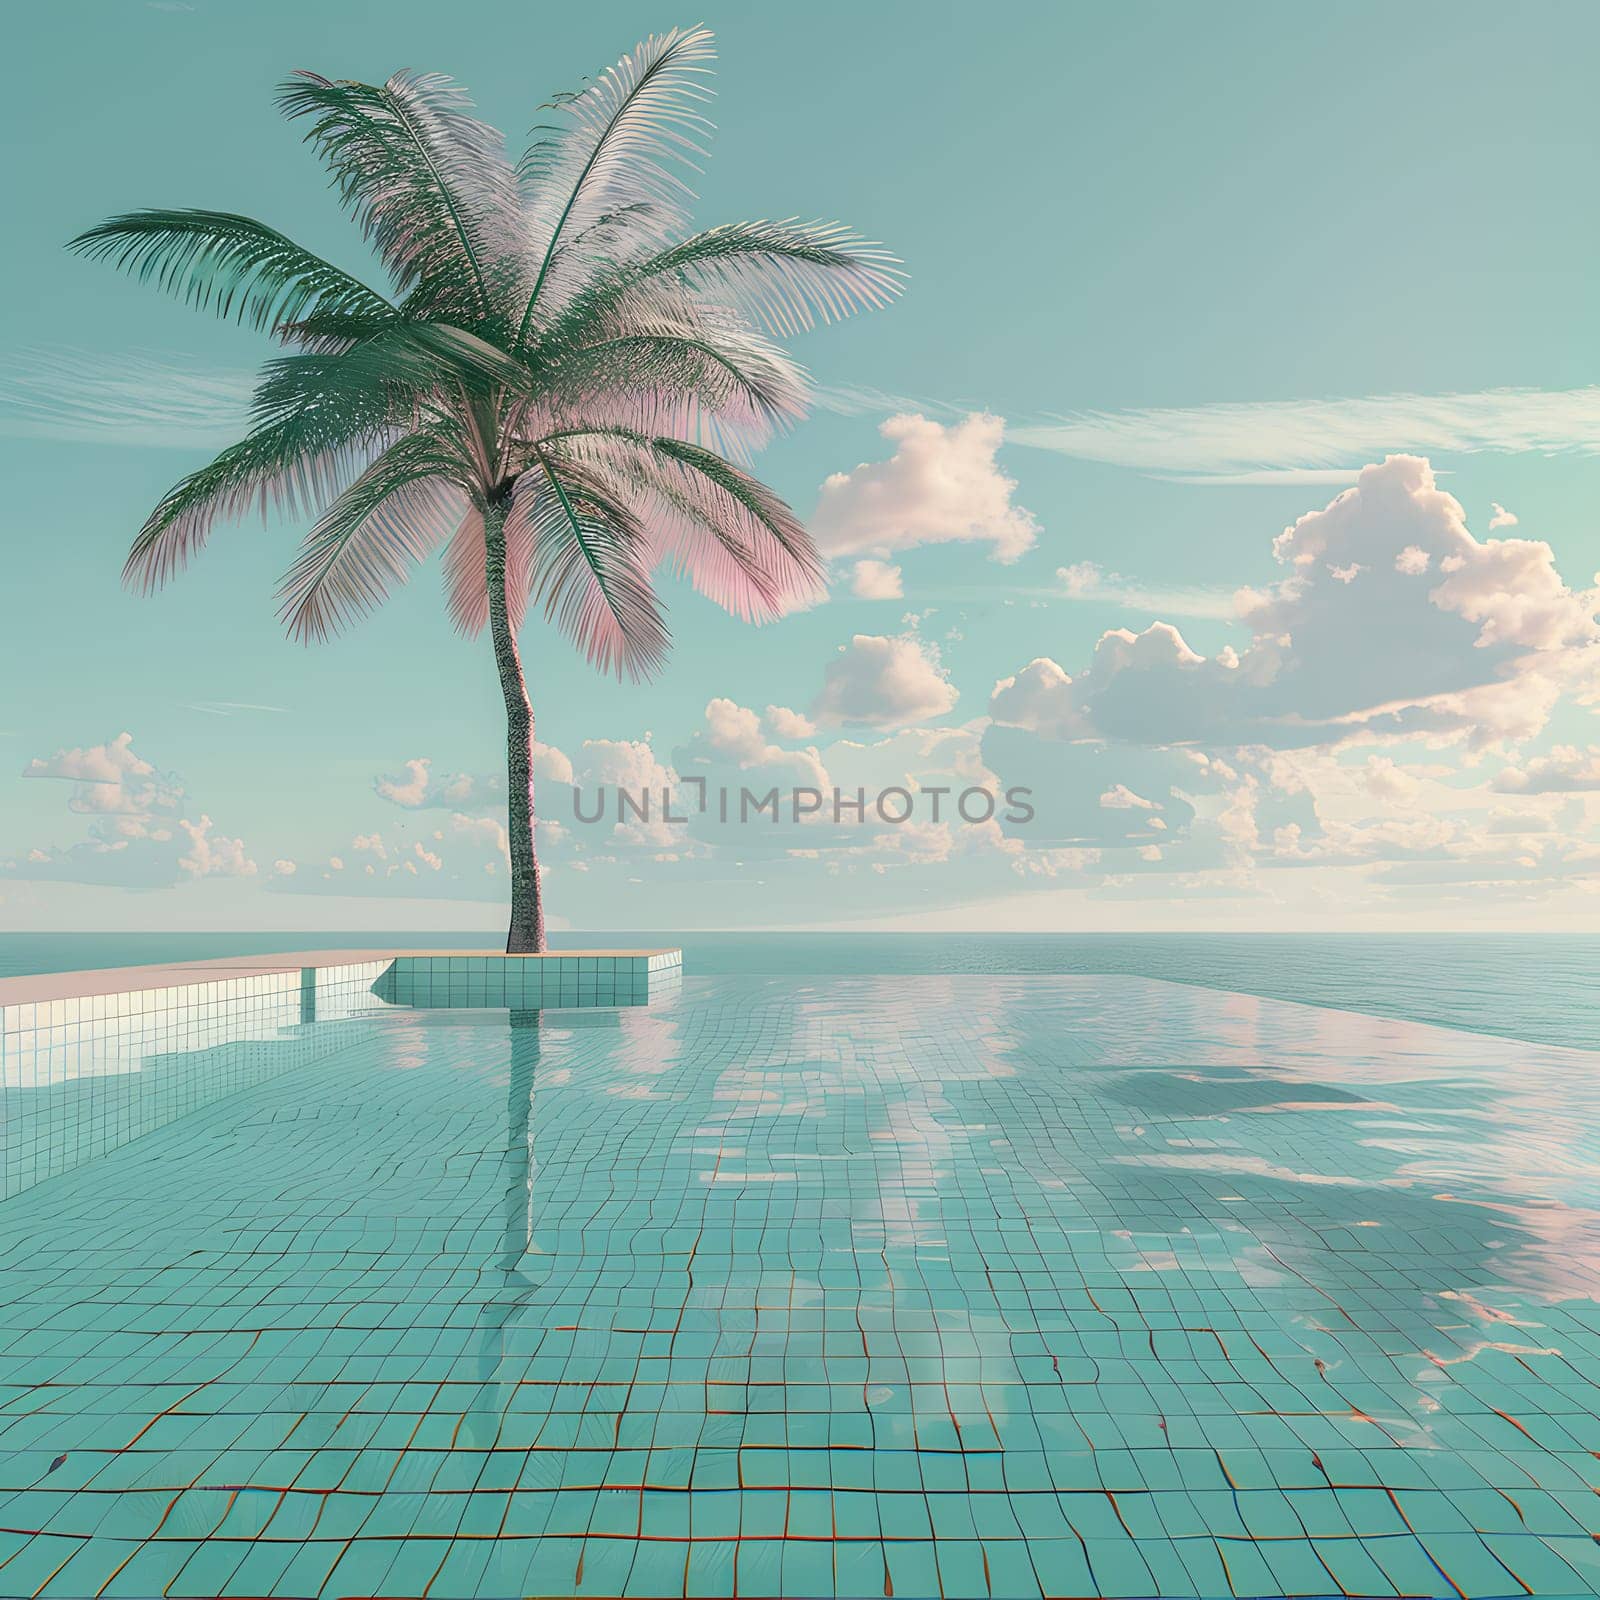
[0,930,1592,1055]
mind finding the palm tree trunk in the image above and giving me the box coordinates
[484,498,546,953]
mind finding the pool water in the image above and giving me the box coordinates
[2,974,1599,1598]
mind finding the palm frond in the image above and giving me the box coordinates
[252,321,528,433]
[645,435,824,612]
[546,429,823,620]
[279,70,520,318]
[125,421,385,592]
[276,430,474,641]
[66,210,395,335]
[442,504,537,637]
[531,323,807,452]
[618,219,904,336]
[516,452,668,678]
[442,506,491,635]
[516,26,716,342]
[276,307,403,353]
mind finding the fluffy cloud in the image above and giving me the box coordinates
[765,705,815,740]
[376,748,572,810]
[571,738,681,848]
[7,734,254,887]
[25,731,182,816]
[811,413,1038,565]
[278,812,511,899]
[1493,746,1600,793]
[990,457,1599,752]
[690,699,828,790]
[813,634,959,729]
[1101,785,1158,810]
[177,816,256,880]
[850,558,904,599]
[989,658,1087,740]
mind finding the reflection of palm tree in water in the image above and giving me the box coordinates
[464,1009,546,1446]
[499,1010,542,1273]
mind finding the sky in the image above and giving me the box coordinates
[5,0,1600,933]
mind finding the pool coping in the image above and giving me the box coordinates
[0,948,683,1007]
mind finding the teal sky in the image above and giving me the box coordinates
[6,0,1600,932]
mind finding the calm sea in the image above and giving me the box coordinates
[0,931,1592,1055]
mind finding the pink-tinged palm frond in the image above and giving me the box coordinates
[642,436,824,616]
[527,221,900,378]
[66,210,396,337]
[547,429,823,621]
[516,27,715,341]
[516,453,668,679]
[277,431,476,642]
[442,507,535,637]
[624,219,905,337]
[279,71,521,319]
[442,507,491,635]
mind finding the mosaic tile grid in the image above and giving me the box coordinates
[0,962,389,1200]
[376,953,683,1010]
[1,974,1599,1597]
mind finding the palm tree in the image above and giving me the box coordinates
[69,27,899,951]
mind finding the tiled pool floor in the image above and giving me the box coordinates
[2,975,1599,1598]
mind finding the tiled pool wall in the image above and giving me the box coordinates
[0,950,683,1202]
[373,949,683,1009]
[0,961,389,1200]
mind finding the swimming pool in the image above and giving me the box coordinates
[2,973,1598,1598]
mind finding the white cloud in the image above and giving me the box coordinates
[764,705,815,740]
[1007,387,1600,478]
[176,816,256,879]
[7,734,252,889]
[25,732,182,816]
[1489,502,1519,530]
[992,457,1600,752]
[989,658,1087,740]
[0,348,253,449]
[375,748,571,810]
[849,558,904,599]
[276,810,514,900]
[572,737,681,848]
[1100,785,1158,811]
[811,413,1038,564]
[695,698,828,789]
[1360,756,1420,802]
[1493,746,1600,794]
[813,634,959,729]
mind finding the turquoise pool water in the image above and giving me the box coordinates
[3,974,1600,1598]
